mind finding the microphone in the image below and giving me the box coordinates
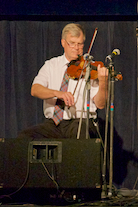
[106,49,120,61]
[83,53,94,61]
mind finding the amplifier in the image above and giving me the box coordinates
[0,138,102,190]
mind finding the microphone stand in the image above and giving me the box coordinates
[102,71,111,198]
[102,57,117,198]
[77,61,91,139]
[108,60,115,197]
[86,62,91,139]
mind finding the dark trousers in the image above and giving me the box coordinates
[17,118,99,141]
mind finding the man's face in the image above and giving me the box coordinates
[61,31,84,62]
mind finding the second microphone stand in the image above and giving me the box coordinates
[102,58,120,198]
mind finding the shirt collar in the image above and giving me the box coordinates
[63,53,70,66]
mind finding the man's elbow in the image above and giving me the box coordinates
[97,105,105,110]
[31,85,36,97]
[94,100,105,109]
[93,96,106,109]
[96,101,106,109]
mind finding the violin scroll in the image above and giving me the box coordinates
[115,72,123,81]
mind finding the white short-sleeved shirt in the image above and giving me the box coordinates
[32,54,99,120]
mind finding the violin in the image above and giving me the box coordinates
[67,55,123,81]
[67,55,104,80]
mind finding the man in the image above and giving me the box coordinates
[19,23,108,140]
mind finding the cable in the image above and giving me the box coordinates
[0,142,31,201]
[91,119,104,148]
[41,161,59,191]
[133,175,138,190]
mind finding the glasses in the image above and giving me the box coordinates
[65,39,84,48]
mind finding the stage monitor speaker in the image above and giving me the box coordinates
[0,138,102,190]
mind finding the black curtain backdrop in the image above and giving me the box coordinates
[0,20,138,189]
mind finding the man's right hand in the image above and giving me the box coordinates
[55,91,74,107]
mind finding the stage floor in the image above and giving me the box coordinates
[1,189,138,207]
[1,198,138,207]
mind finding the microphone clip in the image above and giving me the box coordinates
[83,53,94,62]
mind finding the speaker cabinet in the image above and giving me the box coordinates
[0,138,102,190]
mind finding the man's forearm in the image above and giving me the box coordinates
[93,81,108,109]
[31,84,57,99]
